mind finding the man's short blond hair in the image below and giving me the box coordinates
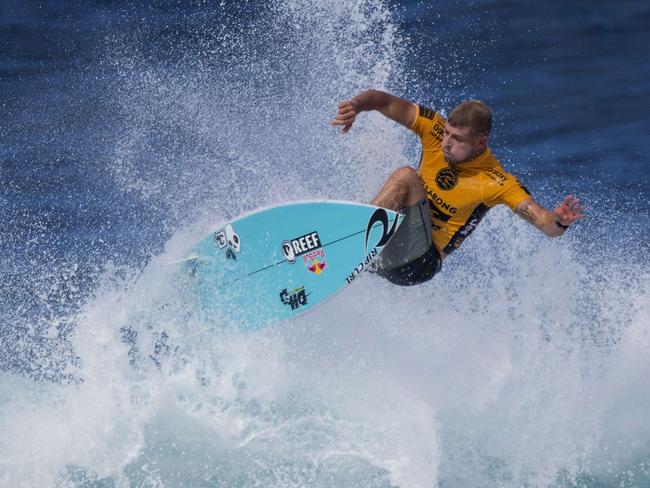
[448,99,492,137]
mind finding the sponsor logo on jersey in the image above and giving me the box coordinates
[435,167,459,190]
[418,105,436,120]
[282,231,322,264]
[485,167,508,186]
[303,248,327,275]
[279,286,308,310]
[428,201,453,222]
[420,177,458,221]
[430,122,444,141]
[443,203,490,254]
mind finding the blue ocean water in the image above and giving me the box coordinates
[1,0,649,486]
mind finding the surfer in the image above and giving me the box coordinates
[331,90,584,286]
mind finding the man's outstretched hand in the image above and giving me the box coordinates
[554,195,585,227]
[330,99,359,134]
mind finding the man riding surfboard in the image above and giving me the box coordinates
[332,90,585,286]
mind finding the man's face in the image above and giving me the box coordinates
[442,123,487,164]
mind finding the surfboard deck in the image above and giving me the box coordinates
[176,201,403,330]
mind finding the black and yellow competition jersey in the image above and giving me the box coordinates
[412,105,531,255]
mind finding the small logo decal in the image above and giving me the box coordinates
[282,231,321,264]
[435,167,458,191]
[215,230,227,248]
[279,286,308,310]
[282,241,296,263]
[303,248,327,275]
[215,224,241,260]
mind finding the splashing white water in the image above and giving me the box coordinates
[2,0,649,486]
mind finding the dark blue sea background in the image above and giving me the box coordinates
[1,1,649,486]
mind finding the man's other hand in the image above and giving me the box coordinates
[554,195,585,227]
[330,99,358,134]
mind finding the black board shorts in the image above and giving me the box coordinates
[377,243,442,286]
[376,198,442,286]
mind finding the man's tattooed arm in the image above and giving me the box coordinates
[516,201,537,224]
[514,198,566,237]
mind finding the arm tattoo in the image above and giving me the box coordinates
[516,203,537,224]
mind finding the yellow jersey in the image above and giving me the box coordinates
[412,105,531,255]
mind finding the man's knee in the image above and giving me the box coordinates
[390,166,419,184]
[373,165,425,209]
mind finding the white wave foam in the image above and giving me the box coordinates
[3,0,649,486]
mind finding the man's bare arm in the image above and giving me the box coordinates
[331,89,417,133]
[515,196,585,237]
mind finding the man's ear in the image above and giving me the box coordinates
[476,134,488,149]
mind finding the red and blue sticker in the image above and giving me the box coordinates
[303,248,326,275]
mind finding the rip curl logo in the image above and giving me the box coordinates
[364,208,399,255]
[435,167,459,191]
[345,248,377,284]
[279,286,308,310]
[345,208,399,285]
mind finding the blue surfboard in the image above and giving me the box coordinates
[176,201,404,330]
